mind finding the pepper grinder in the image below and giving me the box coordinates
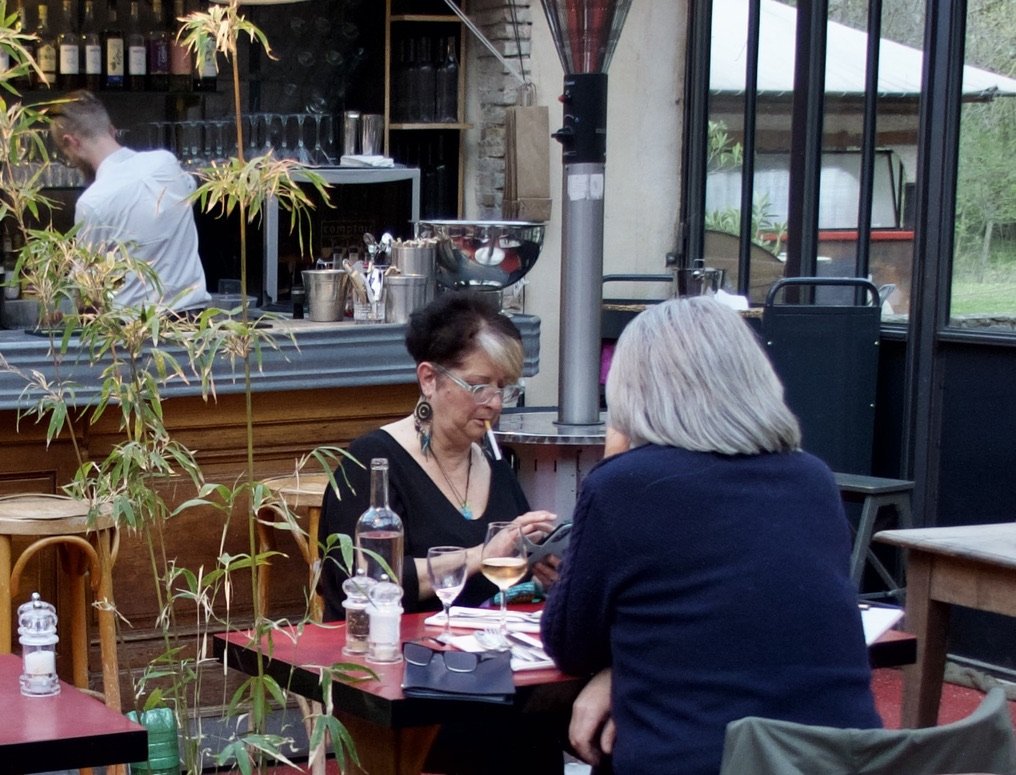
[341,569,376,656]
[366,574,403,664]
[18,593,59,696]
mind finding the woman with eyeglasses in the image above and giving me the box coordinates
[318,290,557,620]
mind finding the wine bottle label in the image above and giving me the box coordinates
[85,44,101,74]
[128,45,146,74]
[59,45,79,74]
[169,44,189,75]
[107,40,124,76]
[150,42,169,74]
[38,44,56,75]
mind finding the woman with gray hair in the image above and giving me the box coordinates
[541,297,880,775]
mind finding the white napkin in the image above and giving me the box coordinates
[340,154,395,168]
[715,289,750,310]
[860,604,904,645]
[446,632,555,672]
[424,607,542,634]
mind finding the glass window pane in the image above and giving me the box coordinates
[950,4,1016,330]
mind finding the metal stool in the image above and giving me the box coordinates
[834,473,914,602]
[0,493,120,711]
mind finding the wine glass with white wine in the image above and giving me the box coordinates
[480,522,528,649]
[427,546,467,642]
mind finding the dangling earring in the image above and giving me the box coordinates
[415,396,433,457]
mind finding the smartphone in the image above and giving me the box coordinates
[525,521,572,567]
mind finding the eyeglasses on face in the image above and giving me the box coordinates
[433,364,522,405]
[403,641,488,673]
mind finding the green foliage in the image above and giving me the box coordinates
[705,120,788,254]
[0,2,365,773]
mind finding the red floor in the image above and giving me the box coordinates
[872,667,1016,728]
[279,670,1016,774]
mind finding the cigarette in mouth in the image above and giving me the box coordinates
[485,420,503,461]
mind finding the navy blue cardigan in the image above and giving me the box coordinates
[542,445,881,775]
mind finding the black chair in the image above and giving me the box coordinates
[763,277,881,476]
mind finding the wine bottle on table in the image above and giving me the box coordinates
[354,458,405,585]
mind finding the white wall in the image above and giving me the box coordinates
[475,3,688,406]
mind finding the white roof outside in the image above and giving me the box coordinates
[710,0,1016,98]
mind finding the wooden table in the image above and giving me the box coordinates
[874,523,1016,727]
[216,609,915,774]
[0,653,146,774]
[215,612,584,775]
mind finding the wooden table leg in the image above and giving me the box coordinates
[0,534,11,652]
[335,711,439,775]
[901,551,951,727]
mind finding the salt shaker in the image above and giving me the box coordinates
[18,593,59,696]
[366,575,403,664]
[342,569,376,656]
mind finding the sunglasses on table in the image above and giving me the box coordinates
[403,640,497,673]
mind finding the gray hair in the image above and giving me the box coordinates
[605,297,801,455]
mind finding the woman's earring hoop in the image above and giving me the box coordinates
[415,397,433,457]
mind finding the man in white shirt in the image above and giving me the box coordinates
[49,91,211,313]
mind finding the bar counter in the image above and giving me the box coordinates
[0,313,541,410]
[0,313,540,704]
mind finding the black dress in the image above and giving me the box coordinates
[317,429,565,774]
[317,428,530,618]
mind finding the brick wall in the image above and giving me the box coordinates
[468,1,535,217]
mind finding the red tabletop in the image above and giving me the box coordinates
[0,653,147,773]
[215,610,583,729]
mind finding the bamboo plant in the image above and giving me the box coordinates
[0,0,370,771]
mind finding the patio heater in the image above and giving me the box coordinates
[495,2,632,517]
[541,0,633,426]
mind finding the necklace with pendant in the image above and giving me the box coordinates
[433,446,475,519]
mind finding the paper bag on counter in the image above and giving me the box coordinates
[504,105,552,222]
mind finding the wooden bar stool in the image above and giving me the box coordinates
[256,472,332,623]
[834,473,914,602]
[0,493,120,711]
[257,473,333,775]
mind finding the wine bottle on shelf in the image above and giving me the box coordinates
[12,2,33,90]
[354,458,404,586]
[434,36,458,124]
[413,36,435,123]
[168,0,191,92]
[81,0,103,91]
[146,0,169,91]
[57,0,81,91]
[126,0,146,90]
[400,38,416,123]
[35,4,57,89]
[192,37,216,92]
[102,0,125,90]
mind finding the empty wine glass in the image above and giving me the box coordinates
[480,522,527,650]
[427,546,467,641]
[293,113,312,164]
